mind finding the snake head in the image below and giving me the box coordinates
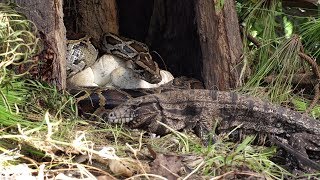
[135,53,162,84]
[101,32,162,84]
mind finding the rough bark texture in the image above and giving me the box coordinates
[78,0,118,43]
[195,0,243,90]
[9,0,67,89]
[64,0,119,46]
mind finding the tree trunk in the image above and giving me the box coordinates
[9,0,67,89]
[64,0,119,45]
[147,0,243,90]
[195,0,243,90]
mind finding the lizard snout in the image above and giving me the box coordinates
[108,107,137,123]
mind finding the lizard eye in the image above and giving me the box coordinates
[108,112,117,123]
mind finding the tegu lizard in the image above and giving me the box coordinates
[106,89,320,171]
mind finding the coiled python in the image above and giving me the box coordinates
[101,33,161,84]
[67,33,162,87]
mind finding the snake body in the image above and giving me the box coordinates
[100,33,162,84]
[66,36,98,77]
[67,33,163,87]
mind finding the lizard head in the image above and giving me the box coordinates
[107,95,160,124]
[107,105,137,124]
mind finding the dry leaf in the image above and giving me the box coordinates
[109,159,133,177]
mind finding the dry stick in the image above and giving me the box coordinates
[264,72,317,85]
[240,26,261,48]
[298,52,320,113]
[299,52,320,79]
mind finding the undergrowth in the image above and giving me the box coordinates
[237,0,320,119]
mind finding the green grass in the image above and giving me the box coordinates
[242,35,307,103]
[203,134,292,178]
[237,1,316,106]
[292,96,320,119]
[0,80,35,128]
[0,2,41,128]
[301,17,320,58]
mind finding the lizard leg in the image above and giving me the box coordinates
[289,133,320,171]
[193,112,217,146]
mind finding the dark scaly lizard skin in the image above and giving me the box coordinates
[107,89,320,171]
[72,77,204,120]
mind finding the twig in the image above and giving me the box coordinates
[298,52,320,79]
[183,161,204,180]
[240,26,261,48]
[298,52,320,113]
[264,72,317,85]
[306,83,320,113]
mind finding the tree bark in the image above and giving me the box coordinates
[75,0,119,45]
[195,0,243,90]
[9,0,67,89]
